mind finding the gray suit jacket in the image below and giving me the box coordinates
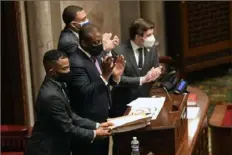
[58,28,79,57]
[110,41,159,117]
[24,76,96,155]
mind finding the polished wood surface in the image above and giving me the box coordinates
[114,86,209,155]
[176,87,209,155]
[151,87,210,155]
[209,104,232,127]
[164,1,232,74]
[209,104,232,155]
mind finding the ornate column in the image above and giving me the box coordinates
[26,1,54,99]
[140,1,166,56]
[18,1,34,126]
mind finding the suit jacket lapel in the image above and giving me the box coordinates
[127,42,140,76]
[79,51,101,77]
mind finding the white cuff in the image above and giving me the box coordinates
[113,76,121,84]
[140,77,143,86]
[100,75,108,85]
[96,122,100,129]
[106,51,112,56]
[91,130,96,143]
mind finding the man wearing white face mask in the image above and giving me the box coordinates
[110,18,162,154]
[58,5,119,58]
[110,18,162,118]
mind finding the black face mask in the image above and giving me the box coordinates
[55,71,72,84]
[86,43,103,57]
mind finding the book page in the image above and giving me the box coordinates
[127,97,165,120]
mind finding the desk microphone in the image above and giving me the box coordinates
[162,85,179,112]
[163,86,173,104]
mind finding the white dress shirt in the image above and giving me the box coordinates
[130,40,144,66]
[130,40,146,86]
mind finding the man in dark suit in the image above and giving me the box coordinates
[24,49,113,155]
[58,5,119,57]
[58,5,89,56]
[68,24,125,155]
[111,18,162,118]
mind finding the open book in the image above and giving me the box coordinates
[127,97,165,120]
[107,114,152,134]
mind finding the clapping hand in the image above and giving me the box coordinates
[141,66,162,84]
[112,55,126,83]
[149,66,162,81]
[101,56,115,81]
[102,33,120,52]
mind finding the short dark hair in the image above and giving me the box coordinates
[62,5,83,25]
[79,23,99,43]
[129,18,155,40]
[43,49,68,72]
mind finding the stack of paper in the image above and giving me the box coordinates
[107,114,152,133]
[127,97,165,120]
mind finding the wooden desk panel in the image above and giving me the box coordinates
[176,87,209,155]
[113,87,209,155]
[209,104,232,155]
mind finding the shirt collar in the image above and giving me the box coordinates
[46,76,63,89]
[69,28,79,39]
[79,46,92,59]
[130,40,142,51]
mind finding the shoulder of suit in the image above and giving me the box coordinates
[59,29,78,44]
[37,81,61,103]
[68,49,86,67]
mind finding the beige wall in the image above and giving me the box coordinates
[140,1,166,56]
[60,1,121,40]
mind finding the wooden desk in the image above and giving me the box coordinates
[176,87,209,155]
[114,87,209,155]
[209,104,232,155]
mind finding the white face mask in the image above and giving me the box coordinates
[143,35,156,48]
[79,19,90,27]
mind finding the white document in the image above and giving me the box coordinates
[108,114,150,127]
[187,107,200,119]
[127,97,165,120]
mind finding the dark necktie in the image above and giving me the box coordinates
[138,47,143,69]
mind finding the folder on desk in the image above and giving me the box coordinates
[107,114,152,134]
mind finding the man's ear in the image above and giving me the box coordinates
[135,34,140,40]
[70,21,81,29]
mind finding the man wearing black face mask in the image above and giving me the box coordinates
[24,49,114,155]
[68,24,125,155]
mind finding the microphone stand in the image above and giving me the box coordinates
[163,86,179,112]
